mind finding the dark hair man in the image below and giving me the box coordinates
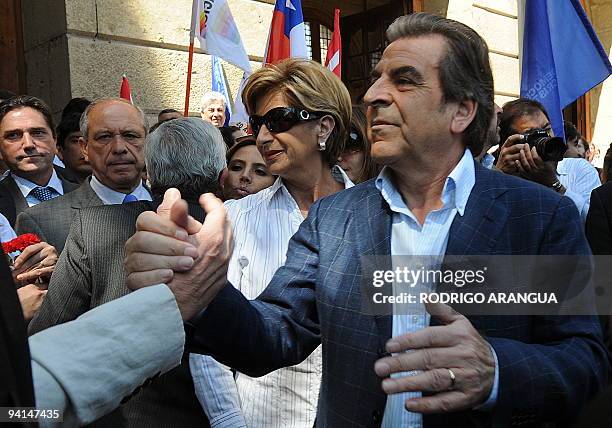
[55,113,92,183]
[564,121,587,159]
[125,13,607,427]
[0,96,78,226]
[496,98,600,221]
[60,97,91,120]
[158,108,182,124]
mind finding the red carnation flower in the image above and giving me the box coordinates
[2,233,42,254]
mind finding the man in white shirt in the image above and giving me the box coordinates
[496,98,601,221]
[15,98,151,253]
[0,96,79,227]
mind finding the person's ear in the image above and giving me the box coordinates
[317,115,336,147]
[450,99,477,135]
[79,136,89,162]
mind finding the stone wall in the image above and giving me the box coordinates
[19,0,610,147]
[428,0,520,107]
[62,0,271,122]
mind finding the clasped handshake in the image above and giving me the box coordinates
[123,188,495,413]
[124,188,233,321]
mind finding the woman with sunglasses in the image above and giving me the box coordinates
[189,58,353,428]
[338,103,381,183]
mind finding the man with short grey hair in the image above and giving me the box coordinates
[146,117,226,200]
[29,117,227,427]
[15,98,152,253]
[201,91,227,127]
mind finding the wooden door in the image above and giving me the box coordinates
[0,0,25,94]
[341,1,411,101]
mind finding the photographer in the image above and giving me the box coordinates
[496,98,600,221]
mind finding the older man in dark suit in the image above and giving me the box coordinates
[15,98,151,253]
[124,13,608,427]
[29,118,227,427]
[0,96,79,227]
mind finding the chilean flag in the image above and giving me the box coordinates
[324,9,341,78]
[264,0,307,65]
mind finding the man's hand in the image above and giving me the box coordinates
[13,242,58,284]
[495,134,526,174]
[124,189,233,320]
[374,302,495,413]
[515,145,558,186]
[17,283,48,322]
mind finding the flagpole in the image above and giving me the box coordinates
[184,40,195,117]
[185,0,199,116]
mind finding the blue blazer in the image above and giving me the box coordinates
[192,162,608,427]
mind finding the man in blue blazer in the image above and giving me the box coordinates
[124,13,608,427]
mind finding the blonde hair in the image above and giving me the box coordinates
[242,58,352,166]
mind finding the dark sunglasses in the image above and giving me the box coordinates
[344,129,363,152]
[249,107,325,137]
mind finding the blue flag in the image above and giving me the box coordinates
[521,0,611,140]
[211,56,232,126]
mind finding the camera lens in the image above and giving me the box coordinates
[534,136,566,162]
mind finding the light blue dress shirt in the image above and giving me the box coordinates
[89,174,151,204]
[376,149,498,427]
[556,158,601,222]
[12,170,64,206]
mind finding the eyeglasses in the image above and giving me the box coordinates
[249,107,325,138]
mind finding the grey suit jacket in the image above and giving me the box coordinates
[15,178,102,253]
[0,168,79,227]
[29,201,210,428]
[31,284,184,427]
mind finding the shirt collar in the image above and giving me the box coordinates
[90,174,151,205]
[266,165,354,204]
[11,169,64,198]
[556,158,570,176]
[375,148,475,217]
[480,153,495,170]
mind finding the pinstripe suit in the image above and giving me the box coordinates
[190,161,608,427]
[15,178,103,254]
[29,201,210,428]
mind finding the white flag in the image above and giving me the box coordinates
[191,0,252,73]
[230,71,251,127]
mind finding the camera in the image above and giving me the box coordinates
[523,129,566,162]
